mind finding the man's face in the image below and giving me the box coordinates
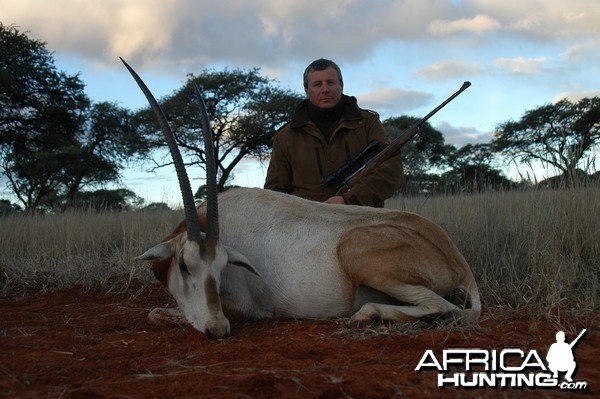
[305,67,343,110]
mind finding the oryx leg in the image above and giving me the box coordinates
[339,223,465,326]
[349,285,459,327]
[147,307,187,326]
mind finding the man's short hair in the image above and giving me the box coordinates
[303,58,343,89]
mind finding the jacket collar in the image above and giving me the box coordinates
[290,95,363,129]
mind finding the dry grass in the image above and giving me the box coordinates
[0,208,183,296]
[387,185,599,315]
[1,186,598,319]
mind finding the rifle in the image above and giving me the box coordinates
[329,81,471,196]
[323,139,382,187]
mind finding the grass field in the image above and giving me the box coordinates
[1,186,598,318]
[0,207,183,295]
[389,186,599,316]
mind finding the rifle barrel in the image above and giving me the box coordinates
[336,81,471,196]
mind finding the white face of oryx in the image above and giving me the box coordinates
[136,233,231,338]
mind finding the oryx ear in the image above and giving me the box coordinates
[224,245,260,276]
[135,241,176,261]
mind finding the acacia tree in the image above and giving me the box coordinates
[383,116,454,193]
[493,97,600,186]
[383,116,509,193]
[0,24,148,210]
[60,102,150,208]
[1,24,88,209]
[136,68,302,192]
[383,116,448,175]
[442,143,512,192]
[69,188,144,211]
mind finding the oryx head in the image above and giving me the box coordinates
[121,58,254,338]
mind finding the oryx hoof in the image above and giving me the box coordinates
[348,305,380,329]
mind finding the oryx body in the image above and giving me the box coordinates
[147,187,481,336]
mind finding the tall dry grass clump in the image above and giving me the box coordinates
[388,185,599,315]
[0,208,183,295]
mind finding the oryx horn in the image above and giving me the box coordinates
[193,83,219,243]
[120,57,203,243]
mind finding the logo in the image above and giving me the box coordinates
[415,329,588,391]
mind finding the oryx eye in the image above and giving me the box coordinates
[178,260,190,275]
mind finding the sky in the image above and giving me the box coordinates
[1,0,599,205]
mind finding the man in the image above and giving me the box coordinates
[264,58,403,207]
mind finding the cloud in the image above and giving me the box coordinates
[357,88,433,118]
[561,39,600,62]
[428,14,501,36]
[106,2,178,60]
[0,0,180,63]
[553,91,600,103]
[493,57,549,75]
[2,0,599,74]
[0,0,452,71]
[413,61,484,81]
[505,9,600,39]
[435,121,492,146]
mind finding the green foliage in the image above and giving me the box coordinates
[135,68,303,191]
[383,116,508,194]
[0,24,150,211]
[383,116,447,175]
[494,97,600,186]
[0,24,88,147]
[0,199,21,216]
[441,143,513,192]
[1,24,88,209]
[69,189,144,211]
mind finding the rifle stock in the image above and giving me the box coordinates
[335,81,471,196]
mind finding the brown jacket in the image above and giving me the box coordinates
[264,96,403,207]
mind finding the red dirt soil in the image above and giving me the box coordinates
[1,285,597,399]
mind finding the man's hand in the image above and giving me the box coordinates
[324,196,346,205]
